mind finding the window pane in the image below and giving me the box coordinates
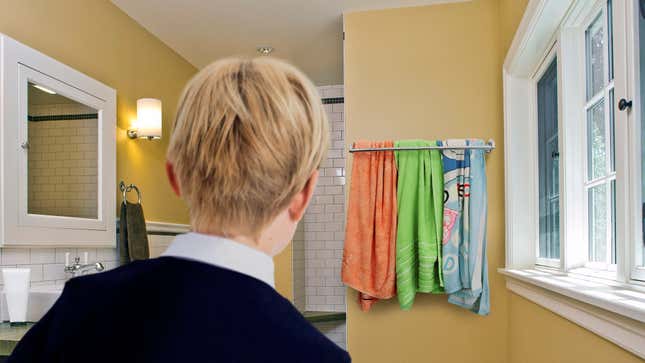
[634,1,645,266]
[611,179,616,264]
[609,89,615,171]
[607,0,614,81]
[586,14,605,100]
[537,59,560,260]
[589,183,608,263]
[587,100,606,180]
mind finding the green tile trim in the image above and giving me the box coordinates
[28,113,98,122]
[321,97,344,105]
[302,311,346,323]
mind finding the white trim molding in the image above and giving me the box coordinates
[145,221,191,234]
[116,220,191,235]
[503,269,645,359]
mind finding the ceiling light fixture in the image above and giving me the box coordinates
[257,46,274,56]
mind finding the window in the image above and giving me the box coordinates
[537,58,560,262]
[584,4,616,268]
[502,0,645,353]
[503,0,645,285]
[636,0,645,272]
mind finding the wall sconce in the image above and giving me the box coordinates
[127,98,162,139]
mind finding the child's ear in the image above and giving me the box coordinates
[166,161,182,197]
[288,170,319,222]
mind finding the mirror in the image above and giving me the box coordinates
[27,82,99,219]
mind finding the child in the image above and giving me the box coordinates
[9,58,351,363]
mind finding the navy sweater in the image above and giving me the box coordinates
[9,257,350,363]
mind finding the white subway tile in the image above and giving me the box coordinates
[316,214,333,223]
[315,196,333,204]
[308,241,324,250]
[317,287,333,295]
[307,295,327,305]
[327,112,343,122]
[30,248,56,264]
[316,250,334,259]
[316,231,334,241]
[332,177,346,186]
[43,264,66,281]
[1,249,30,265]
[325,87,343,98]
[325,241,344,250]
[327,149,342,158]
[326,204,344,214]
[96,248,118,261]
[326,295,344,305]
[24,265,44,282]
[324,277,343,287]
[332,141,345,150]
[332,121,345,131]
[317,177,333,186]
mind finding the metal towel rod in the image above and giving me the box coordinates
[348,139,496,153]
[119,181,142,205]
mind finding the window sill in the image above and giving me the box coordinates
[499,268,645,358]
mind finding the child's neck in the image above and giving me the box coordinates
[193,228,274,256]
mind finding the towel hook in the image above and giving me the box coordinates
[119,181,142,205]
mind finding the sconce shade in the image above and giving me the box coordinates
[135,98,162,139]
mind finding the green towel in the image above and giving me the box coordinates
[395,140,444,310]
[119,201,150,264]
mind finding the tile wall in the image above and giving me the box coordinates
[303,85,346,313]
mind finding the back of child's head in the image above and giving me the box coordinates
[167,57,329,239]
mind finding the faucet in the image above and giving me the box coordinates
[64,256,105,275]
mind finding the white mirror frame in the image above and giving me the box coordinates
[0,34,116,247]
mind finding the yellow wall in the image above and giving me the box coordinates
[345,0,643,362]
[0,0,195,223]
[344,1,507,361]
[0,0,292,300]
[508,293,643,363]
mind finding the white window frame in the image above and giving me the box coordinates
[580,1,617,272]
[502,0,645,357]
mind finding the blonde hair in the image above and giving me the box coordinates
[167,57,329,238]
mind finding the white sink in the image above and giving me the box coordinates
[0,285,63,322]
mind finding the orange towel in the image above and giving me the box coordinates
[342,140,398,311]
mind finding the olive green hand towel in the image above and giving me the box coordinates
[395,140,444,310]
[119,201,150,264]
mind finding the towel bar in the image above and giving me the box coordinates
[348,139,496,153]
[119,181,142,205]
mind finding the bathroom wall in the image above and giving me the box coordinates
[304,85,346,312]
[344,1,509,362]
[292,223,306,310]
[0,0,293,300]
[291,85,348,349]
[344,1,642,362]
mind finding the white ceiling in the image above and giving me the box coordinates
[112,0,467,85]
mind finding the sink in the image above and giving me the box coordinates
[0,285,63,322]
